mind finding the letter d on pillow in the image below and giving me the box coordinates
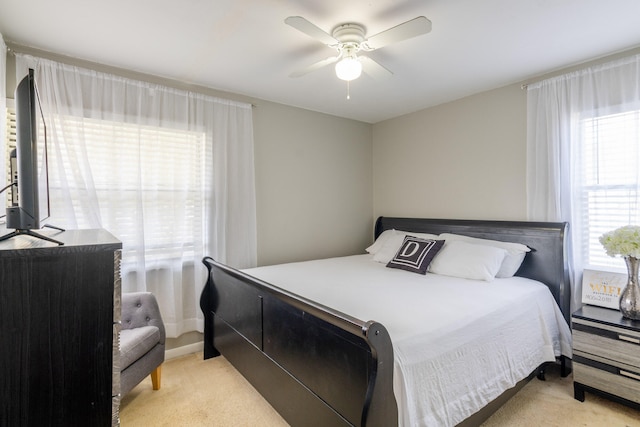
[400,241,420,258]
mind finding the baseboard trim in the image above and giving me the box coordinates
[165,341,204,360]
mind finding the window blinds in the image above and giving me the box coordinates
[579,109,640,269]
[4,102,15,208]
[47,114,207,265]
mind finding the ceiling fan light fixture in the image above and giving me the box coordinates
[335,56,362,81]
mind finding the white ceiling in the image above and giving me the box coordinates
[1,0,640,123]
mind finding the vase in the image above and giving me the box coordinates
[619,256,640,320]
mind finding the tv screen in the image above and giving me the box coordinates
[5,68,51,231]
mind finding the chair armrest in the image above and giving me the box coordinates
[121,292,166,344]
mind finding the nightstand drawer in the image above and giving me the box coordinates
[574,357,640,404]
[573,320,640,366]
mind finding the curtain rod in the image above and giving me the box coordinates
[6,42,257,108]
[520,48,640,91]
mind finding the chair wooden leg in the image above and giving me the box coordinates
[151,365,162,390]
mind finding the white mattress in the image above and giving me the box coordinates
[244,254,572,427]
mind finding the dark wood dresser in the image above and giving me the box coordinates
[572,305,640,410]
[0,228,122,426]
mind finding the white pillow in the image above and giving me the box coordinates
[438,233,530,278]
[372,231,440,263]
[365,230,396,254]
[428,240,507,281]
[366,229,398,254]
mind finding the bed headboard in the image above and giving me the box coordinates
[374,217,571,324]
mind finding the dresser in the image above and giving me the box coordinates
[572,305,640,410]
[0,228,122,426]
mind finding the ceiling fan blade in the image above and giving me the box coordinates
[290,56,340,78]
[365,16,432,50]
[285,16,338,46]
[360,56,393,80]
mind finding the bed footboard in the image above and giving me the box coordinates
[200,257,398,427]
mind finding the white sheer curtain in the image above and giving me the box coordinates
[526,53,640,312]
[16,54,257,337]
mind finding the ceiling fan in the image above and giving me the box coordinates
[285,15,432,82]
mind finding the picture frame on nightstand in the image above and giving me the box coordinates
[581,269,626,310]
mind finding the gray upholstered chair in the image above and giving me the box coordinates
[120,292,166,396]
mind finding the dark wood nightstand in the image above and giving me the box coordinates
[572,305,640,410]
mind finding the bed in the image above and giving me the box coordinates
[199,217,573,426]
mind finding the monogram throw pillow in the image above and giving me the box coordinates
[386,236,444,275]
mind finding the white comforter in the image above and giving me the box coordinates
[244,254,572,427]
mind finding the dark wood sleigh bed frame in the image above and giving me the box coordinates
[200,217,572,426]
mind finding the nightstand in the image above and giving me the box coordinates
[572,305,640,410]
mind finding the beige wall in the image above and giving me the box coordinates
[372,83,527,221]
[253,100,373,266]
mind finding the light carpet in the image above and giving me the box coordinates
[120,352,640,426]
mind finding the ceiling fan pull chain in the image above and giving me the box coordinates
[347,80,351,100]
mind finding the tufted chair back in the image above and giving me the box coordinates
[121,292,166,342]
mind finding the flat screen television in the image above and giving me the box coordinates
[1,68,62,244]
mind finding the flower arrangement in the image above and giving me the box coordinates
[599,225,640,259]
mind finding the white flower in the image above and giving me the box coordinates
[599,225,640,258]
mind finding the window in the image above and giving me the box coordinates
[11,53,255,337]
[47,114,208,270]
[526,54,640,310]
[577,107,640,270]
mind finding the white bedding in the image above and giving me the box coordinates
[244,254,572,427]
